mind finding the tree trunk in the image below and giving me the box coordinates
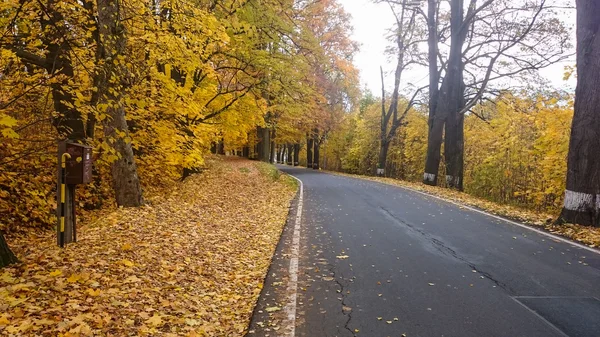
[378,140,390,176]
[270,140,276,163]
[256,126,271,162]
[313,139,320,170]
[423,0,468,187]
[98,0,143,207]
[307,136,314,168]
[444,111,465,190]
[243,146,250,158]
[293,144,300,166]
[41,0,86,140]
[286,144,293,165]
[559,0,600,227]
[423,115,445,185]
[0,232,18,268]
[216,139,225,155]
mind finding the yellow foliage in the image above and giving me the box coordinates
[328,91,572,213]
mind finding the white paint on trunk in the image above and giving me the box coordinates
[446,175,461,187]
[563,190,596,211]
[424,172,436,182]
[377,168,385,175]
[282,174,303,337]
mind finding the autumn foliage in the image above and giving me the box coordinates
[0,0,357,232]
[322,91,573,213]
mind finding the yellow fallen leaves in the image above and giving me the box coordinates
[0,158,297,336]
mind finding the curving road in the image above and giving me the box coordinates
[249,167,600,337]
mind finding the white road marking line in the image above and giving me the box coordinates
[335,173,600,255]
[282,174,304,337]
[510,297,570,337]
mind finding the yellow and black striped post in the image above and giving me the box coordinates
[59,153,71,248]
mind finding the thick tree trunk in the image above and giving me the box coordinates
[307,136,314,168]
[256,126,271,162]
[286,144,294,165]
[444,111,465,190]
[41,0,85,140]
[559,0,600,227]
[293,144,300,166]
[423,116,444,185]
[243,146,250,158]
[98,0,143,207]
[423,0,468,187]
[270,140,276,163]
[313,139,320,170]
[216,139,225,155]
[0,232,18,268]
[378,140,390,176]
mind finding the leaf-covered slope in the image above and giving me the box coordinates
[0,158,297,336]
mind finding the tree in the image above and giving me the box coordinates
[97,0,143,207]
[559,0,600,227]
[423,0,572,189]
[376,0,425,176]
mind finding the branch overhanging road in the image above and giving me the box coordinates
[249,167,600,337]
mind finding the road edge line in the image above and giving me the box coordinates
[282,173,304,337]
[332,173,600,255]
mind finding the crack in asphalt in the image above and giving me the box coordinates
[379,206,515,294]
[331,267,355,337]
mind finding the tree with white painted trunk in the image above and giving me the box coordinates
[559,0,600,227]
[422,0,572,190]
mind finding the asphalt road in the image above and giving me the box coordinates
[249,167,600,337]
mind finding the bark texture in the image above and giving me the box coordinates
[559,0,600,226]
[98,0,143,207]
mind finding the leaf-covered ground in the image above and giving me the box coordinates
[329,171,600,248]
[0,158,297,336]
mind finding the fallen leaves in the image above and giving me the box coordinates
[0,158,297,336]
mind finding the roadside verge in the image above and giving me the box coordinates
[0,158,297,336]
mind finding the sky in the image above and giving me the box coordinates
[338,0,577,96]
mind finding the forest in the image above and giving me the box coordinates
[1,0,598,262]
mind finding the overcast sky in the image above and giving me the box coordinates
[338,0,577,95]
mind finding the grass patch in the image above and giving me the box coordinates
[255,162,281,181]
